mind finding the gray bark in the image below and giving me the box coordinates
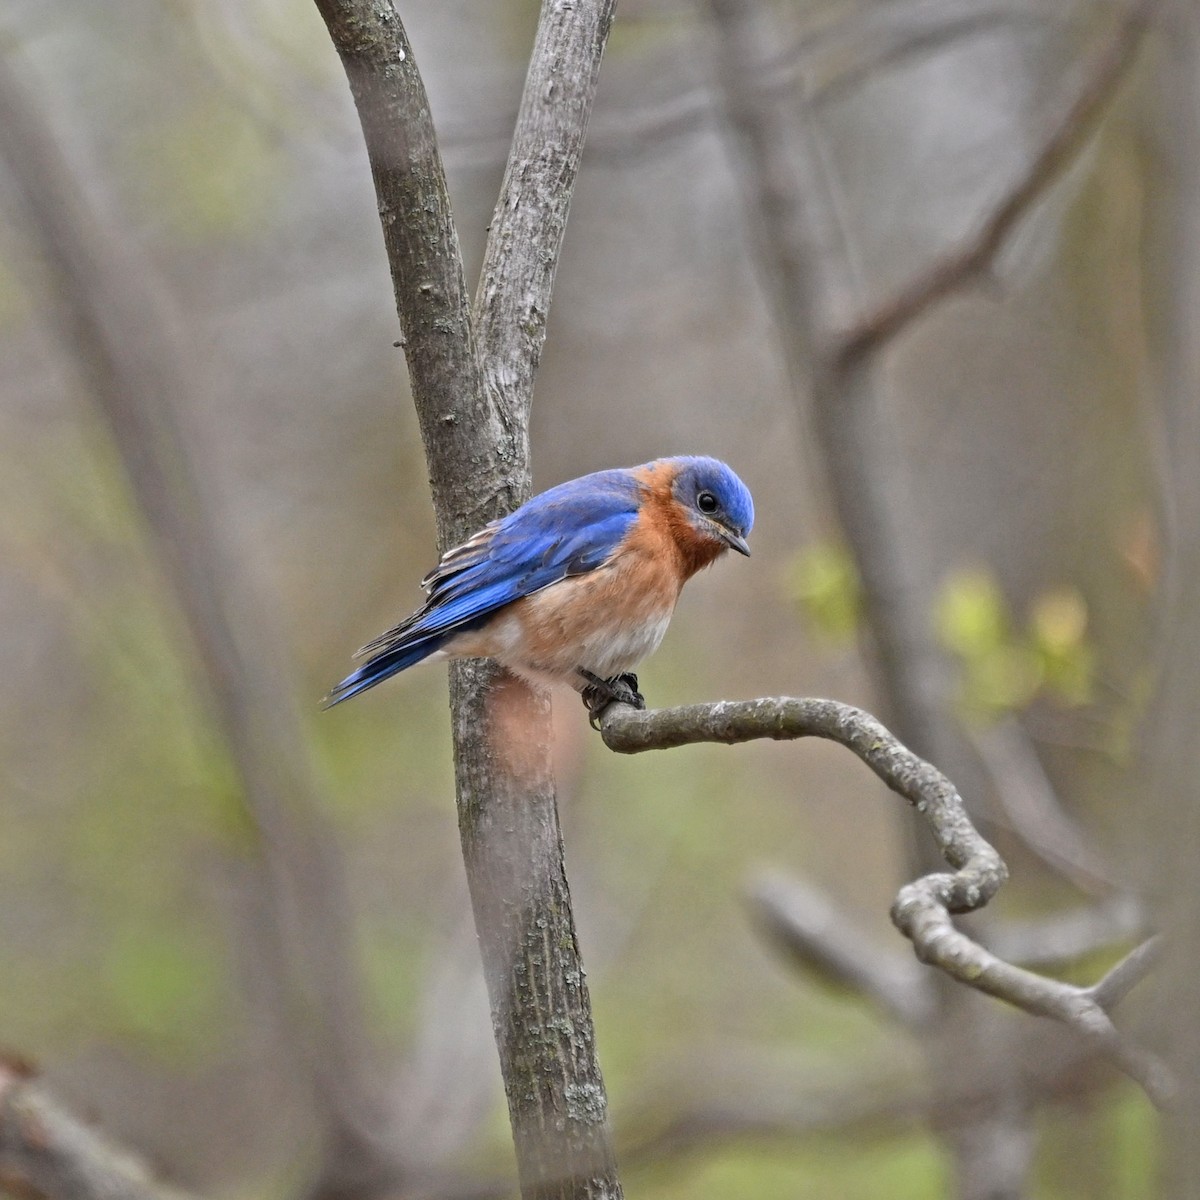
[313,4,622,1197]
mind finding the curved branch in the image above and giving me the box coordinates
[598,696,1173,1106]
[312,0,505,544]
[834,0,1159,363]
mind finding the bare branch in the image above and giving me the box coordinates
[973,717,1119,896]
[835,0,1159,364]
[0,1064,195,1200]
[1089,935,1163,1008]
[746,870,935,1030]
[438,3,1052,170]
[598,696,1173,1106]
[312,0,507,545]
[315,4,623,1198]
[0,46,390,1198]
[474,2,616,426]
[891,878,1170,1106]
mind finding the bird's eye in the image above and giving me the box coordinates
[697,491,719,514]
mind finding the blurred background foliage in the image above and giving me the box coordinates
[0,0,1189,1197]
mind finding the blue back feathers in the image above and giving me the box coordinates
[325,457,753,705]
[325,470,641,705]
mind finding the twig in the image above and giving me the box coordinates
[0,1063,194,1200]
[1089,935,1163,1009]
[599,696,1173,1106]
[835,0,1159,363]
[435,3,1051,169]
[746,870,935,1030]
[973,717,1119,896]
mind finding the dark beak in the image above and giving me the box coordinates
[720,528,752,557]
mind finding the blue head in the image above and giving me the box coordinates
[666,456,754,556]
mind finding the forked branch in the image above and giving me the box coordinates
[598,696,1172,1106]
[315,4,623,1198]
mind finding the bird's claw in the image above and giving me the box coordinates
[579,671,645,729]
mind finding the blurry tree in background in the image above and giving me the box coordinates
[0,1,1196,1199]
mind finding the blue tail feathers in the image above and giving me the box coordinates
[323,637,445,707]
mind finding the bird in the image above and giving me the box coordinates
[325,455,754,719]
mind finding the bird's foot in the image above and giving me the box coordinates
[579,670,645,729]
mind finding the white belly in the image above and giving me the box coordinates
[448,597,675,690]
[575,611,673,679]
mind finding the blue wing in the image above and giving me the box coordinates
[325,470,641,705]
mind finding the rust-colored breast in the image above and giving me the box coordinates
[445,462,728,685]
[512,545,678,672]
[630,461,727,581]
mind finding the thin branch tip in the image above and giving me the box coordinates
[1089,934,1165,1008]
[834,0,1160,362]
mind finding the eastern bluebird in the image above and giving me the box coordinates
[325,456,754,718]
